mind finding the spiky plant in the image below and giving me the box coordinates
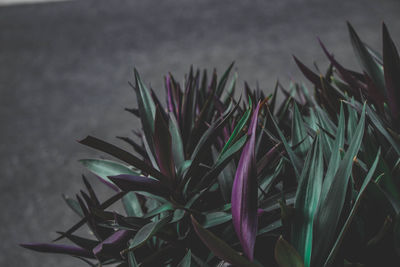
[21,23,400,267]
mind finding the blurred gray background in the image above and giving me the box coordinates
[1,0,400,266]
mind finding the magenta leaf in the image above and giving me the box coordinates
[20,243,95,259]
[93,230,131,258]
[231,102,261,261]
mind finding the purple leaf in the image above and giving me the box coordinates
[318,38,366,94]
[293,56,323,89]
[93,230,131,257]
[109,174,170,198]
[153,106,176,183]
[256,143,280,175]
[166,74,176,115]
[231,102,261,261]
[20,243,95,259]
[383,22,400,121]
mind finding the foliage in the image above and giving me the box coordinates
[21,23,400,266]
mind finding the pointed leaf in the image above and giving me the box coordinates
[292,134,323,267]
[347,22,385,94]
[93,230,131,257]
[324,149,381,266]
[191,216,261,267]
[133,69,156,150]
[129,215,171,250]
[320,103,345,200]
[269,108,301,179]
[20,243,94,259]
[292,103,311,156]
[80,159,138,191]
[216,62,235,97]
[312,104,366,266]
[274,236,304,267]
[220,106,251,156]
[177,250,192,267]
[79,136,168,183]
[153,106,176,182]
[231,103,260,260]
[122,192,144,217]
[169,111,185,169]
[382,22,400,121]
[109,174,170,198]
[62,194,84,217]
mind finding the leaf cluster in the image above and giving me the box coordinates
[21,23,400,267]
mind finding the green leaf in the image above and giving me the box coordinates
[122,192,144,217]
[194,134,247,193]
[320,103,345,200]
[183,102,238,183]
[143,202,174,219]
[79,136,168,182]
[274,236,304,267]
[80,159,138,188]
[216,62,235,97]
[365,104,400,156]
[312,104,366,266]
[62,194,84,218]
[133,68,156,148]
[324,149,381,266]
[216,134,248,166]
[177,250,192,267]
[219,106,251,156]
[269,108,302,179]
[291,103,311,157]
[202,212,232,228]
[190,216,261,267]
[212,146,235,203]
[347,22,385,94]
[346,98,358,140]
[128,251,138,267]
[292,134,323,267]
[223,72,237,104]
[169,112,185,170]
[129,215,171,250]
[257,220,282,236]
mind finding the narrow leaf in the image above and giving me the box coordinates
[109,174,170,198]
[169,111,185,169]
[382,22,400,121]
[347,22,385,94]
[191,216,261,267]
[324,149,381,266]
[292,134,323,267]
[129,215,171,250]
[312,104,366,266]
[231,103,260,260]
[93,230,131,257]
[80,159,138,191]
[274,236,304,267]
[79,136,168,183]
[20,243,94,259]
[177,250,192,267]
[153,106,176,183]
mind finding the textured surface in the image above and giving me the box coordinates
[1,0,400,266]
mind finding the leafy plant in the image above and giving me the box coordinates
[21,23,400,267]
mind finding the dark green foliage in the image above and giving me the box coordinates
[21,23,400,267]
